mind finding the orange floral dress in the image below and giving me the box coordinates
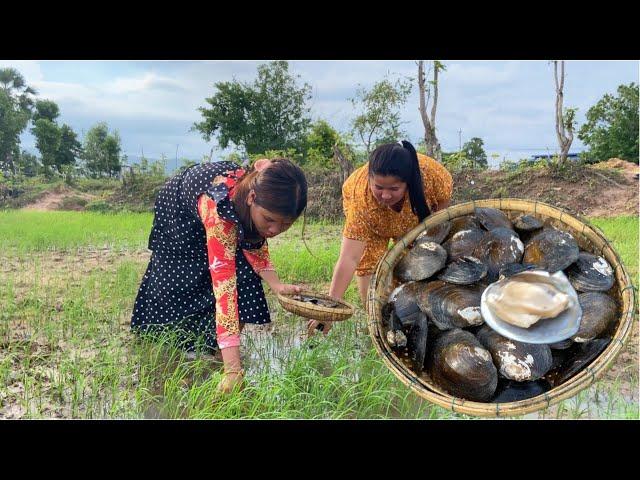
[342,153,453,276]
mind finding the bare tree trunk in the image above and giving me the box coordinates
[333,143,354,184]
[417,60,442,161]
[554,60,574,165]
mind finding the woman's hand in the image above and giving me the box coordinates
[218,346,244,394]
[273,283,303,295]
[216,368,245,394]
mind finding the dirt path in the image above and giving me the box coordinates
[22,188,96,211]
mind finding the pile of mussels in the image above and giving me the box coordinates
[382,207,618,403]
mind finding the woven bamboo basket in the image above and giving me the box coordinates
[367,198,636,417]
[278,290,355,322]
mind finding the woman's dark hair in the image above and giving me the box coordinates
[251,158,307,218]
[234,158,308,237]
[368,140,430,221]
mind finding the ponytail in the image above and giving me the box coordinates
[400,141,430,221]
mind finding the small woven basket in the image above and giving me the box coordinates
[277,290,355,322]
[367,198,637,417]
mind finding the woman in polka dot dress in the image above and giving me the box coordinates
[308,140,453,336]
[131,158,307,393]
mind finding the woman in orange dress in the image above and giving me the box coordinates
[308,140,453,335]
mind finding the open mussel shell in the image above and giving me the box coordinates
[418,281,484,330]
[571,292,617,343]
[545,338,610,387]
[443,228,485,261]
[406,312,429,372]
[476,326,553,381]
[438,256,487,285]
[513,214,543,233]
[394,241,447,282]
[473,227,524,281]
[475,207,514,231]
[566,252,614,292]
[415,221,451,245]
[389,282,423,327]
[498,262,537,278]
[493,379,551,403]
[480,270,582,344]
[428,329,498,402]
[522,228,579,272]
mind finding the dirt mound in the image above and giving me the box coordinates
[452,162,638,218]
[591,158,640,182]
[22,186,97,211]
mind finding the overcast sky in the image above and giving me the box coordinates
[2,59,637,169]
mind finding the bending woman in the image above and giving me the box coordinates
[132,158,307,392]
[308,140,452,335]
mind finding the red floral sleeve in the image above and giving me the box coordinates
[243,242,274,274]
[197,193,241,340]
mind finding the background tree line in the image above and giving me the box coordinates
[1,61,637,187]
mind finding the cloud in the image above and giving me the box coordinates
[0,60,44,83]
[107,72,187,94]
[7,60,637,164]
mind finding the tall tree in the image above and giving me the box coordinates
[552,60,576,165]
[350,75,412,156]
[0,68,37,174]
[32,99,60,123]
[56,124,83,170]
[578,82,639,163]
[83,122,122,177]
[194,61,312,155]
[32,118,61,174]
[462,137,488,169]
[417,60,445,161]
[304,119,342,168]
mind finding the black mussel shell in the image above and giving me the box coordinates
[418,281,484,330]
[415,221,451,245]
[477,326,553,381]
[566,252,615,292]
[428,329,498,402]
[522,228,579,272]
[473,227,524,281]
[447,215,483,239]
[389,282,423,327]
[493,379,551,403]
[571,292,617,343]
[475,207,514,231]
[513,214,543,233]
[498,262,537,278]
[394,241,447,282]
[438,256,488,285]
[443,228,485,261]
[549,339,574,350]
[545,338,610,387]
[407,312,429,372]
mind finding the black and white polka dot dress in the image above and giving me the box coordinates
[130,161,271,353]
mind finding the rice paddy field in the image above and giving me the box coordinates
[0,211,637,419]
